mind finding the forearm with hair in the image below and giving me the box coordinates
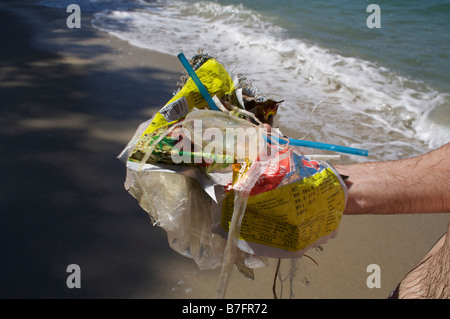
[335,143,450,215]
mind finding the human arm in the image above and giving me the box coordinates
[334,143,450,215]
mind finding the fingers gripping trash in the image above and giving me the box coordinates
[118,52,352,298]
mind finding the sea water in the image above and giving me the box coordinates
[40,0,450,161]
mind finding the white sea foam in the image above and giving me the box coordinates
[39,0,450,160]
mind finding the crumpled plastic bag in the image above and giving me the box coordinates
[125,169,226,270]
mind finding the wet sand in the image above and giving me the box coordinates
[1,1,448,299]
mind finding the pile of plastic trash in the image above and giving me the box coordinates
[118,52,354,298]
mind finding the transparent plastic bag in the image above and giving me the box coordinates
[125,168,226,270]
[182,108,265,164]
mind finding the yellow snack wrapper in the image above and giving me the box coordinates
[141,58,235,137]
[221,167,346,253]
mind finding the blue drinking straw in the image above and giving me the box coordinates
[177,52,369,157]
[177,52,219,111]
[270,135,369,156]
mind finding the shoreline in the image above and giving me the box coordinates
[1,2,448,299]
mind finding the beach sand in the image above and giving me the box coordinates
[1,1,448,299]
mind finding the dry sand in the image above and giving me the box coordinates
[1,1,448,299]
